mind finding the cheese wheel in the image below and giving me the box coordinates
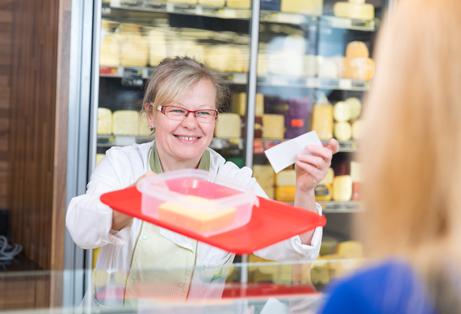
[334,122,352,142]
[334,101,351,122]
[253,165,275,187]
[343,57,375,81]
[97,108,113,135]
[276,170,296,186]
[312,102,334,141]
[112,110,139,135]
[100,33,120,67]
[119,34,149,67]
[215,113,241,139]
[281,0,323,16]
[148,29,167,67]
[345,41,369,59]
[333,175,353,201]
[334,2,374,20]
[346,97,362,120]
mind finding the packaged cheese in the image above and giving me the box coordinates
[198,0,224,7]
[158,195,236,233]
[345,41,369,59]
[138,113,152,136]
[315,168,334,202]
[334,121,352,142]
[343,57,375,81]
[262,114,285,139]
[216,113,241,139]
[312,102,334,141]
[100,33,120,67]
[119,33,149,67]
[333,175,353,201]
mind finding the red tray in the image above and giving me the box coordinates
[100,186,326,254]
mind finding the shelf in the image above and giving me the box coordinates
[258,76,370,91]
[103,3,378,32]
[338,141,357,153]
[320,201,361,213]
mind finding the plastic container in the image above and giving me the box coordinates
[136,169,258,236]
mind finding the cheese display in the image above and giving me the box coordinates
[231,92,246,116]
[343,41,375,81]
[100,33,120,67]
[119,29,149,67]
[346,97,362,120]
[281,0,323,16]
[216,113,241,139]
[275,186,296,202]
[333,175,353,201]
[333,101,351,122]
[226,0,250,9]
[334,1,375,20]
[148,29,168,67]
[112,110,139,135]
[352,119,363,139]
[312,102,334,141]
[262,114,285,139]
[256,93,264,116]
[276,170,296,186]
[158,196,236,233]
[199,0,225,7]
[315,168,334,202]
[334,121,352,142]
[138,113,152,136]
[97,108,113,135]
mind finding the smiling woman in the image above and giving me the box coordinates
[65,56,338,305]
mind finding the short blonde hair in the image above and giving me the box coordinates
[358,0,461,261]
[143,57,229,112]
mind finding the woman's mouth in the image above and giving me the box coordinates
[173,135,201,143]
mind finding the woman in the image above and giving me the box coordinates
[320,0,461,313]
[67,57,337,302]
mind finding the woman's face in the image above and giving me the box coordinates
[151,79,217,164]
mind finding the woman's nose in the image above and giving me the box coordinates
[181,112,198,128]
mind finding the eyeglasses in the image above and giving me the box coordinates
[156,104,219,123]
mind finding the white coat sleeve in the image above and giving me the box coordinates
[65,151,130,249]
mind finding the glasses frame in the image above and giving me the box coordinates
[155,104,219,123]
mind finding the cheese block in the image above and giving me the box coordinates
[256,93,264,116]
[148,29,167,67]
[198,0,224,7]
[345,41,369,59]
[333,175,353,201]
[350,161,361,182]
[346,97,362,120]
[216,113,241,139]
[343,57,375,81]
[226,0,250,9]
[97,108,113,135]
[334,2,374,20]
[100,33,120,67]
[231,92,246,116]
[138,113,152,136]
[352,119,363,139]
[112,110,139,135]
[275,186,296,202]
[96,154,105,165]
[281,0,323,16]
[337,241,363,258]
[315,168,334,201]
[312,102,334,141]
[262,114,285,139]
[334,122,352,142]
[317,57,340,79]
[158,196,236,233]
[276,170,296,186]
[119,34,149,67]
[334,101,351,122]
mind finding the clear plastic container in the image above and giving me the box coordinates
[136,169,258,236]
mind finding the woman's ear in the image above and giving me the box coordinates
[143,103,155,130]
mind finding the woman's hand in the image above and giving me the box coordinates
[111,171,156,231]
[295,139,339,194]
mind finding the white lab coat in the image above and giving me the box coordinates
[66,142,322,300]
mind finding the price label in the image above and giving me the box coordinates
[121,67,144,87]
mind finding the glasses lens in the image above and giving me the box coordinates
[164,106,187,120]
[195,110,217,123]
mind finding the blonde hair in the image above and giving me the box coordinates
[143,57,229,113]
[357,1,461,309]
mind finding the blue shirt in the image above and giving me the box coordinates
[319,260,436,314]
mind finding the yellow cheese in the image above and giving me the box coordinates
[262,114,285,139]
[148,29,167,67]
[168,0,197,5]
[346,97,362,121]
[97,108,113,135]
[337,241,363,258]
[231,92,246,116]
[334,121,352,142]
[334,101,351,122]
[215,113,241,139]
[100,33,120,67]
[257,53,267,76]
[112,110,139,135]
[345,41,369,59]
[352,119,363,139]
[315,168,334,201]
[276,170,296,187]
[198,0,224,7]
[312,102,334,141]
[226,0,250,9]
[333,2,374,20]
[350,161,361,182]
[343,57,375,81]
[275,186,296,202]
[333,175,353,201]
[119,34,149,67]
[281,0,323,16]
[256,93,264,116]
[158,196,236,233]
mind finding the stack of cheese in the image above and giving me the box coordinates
[119,24,149,67]
[342,41,375,81]
[112,110,139,136]
[275,169,296,202]
[334,0,374,20]
[333,97,362,142]
[311,100,333,141]
[215,113,241,139]
[231,92,247,116]
[100,20,120,67]
[267,36,306,77]
[205,45,248,73]
[148,28,168,67]
[158,195,236,234]
[97,108,113,135]
[262,114,284,140]
[253,165,275,198]
[281,0,323,16]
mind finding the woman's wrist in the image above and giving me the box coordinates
[294,188,316,212]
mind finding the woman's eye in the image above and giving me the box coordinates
[170,109,186,114]
[197,111,211,116]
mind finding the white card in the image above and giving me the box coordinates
[264,131,322,173]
